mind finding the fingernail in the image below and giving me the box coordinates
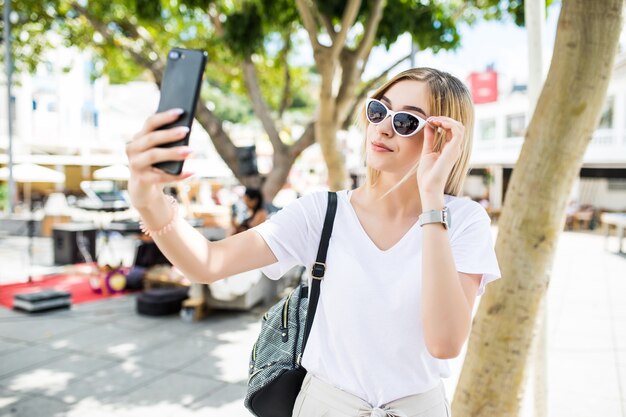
[178,147,193,155]
[177,126,190,134]
[169,108,184,115]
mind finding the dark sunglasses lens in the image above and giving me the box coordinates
[393,113,420,135]
[367,101,387,123]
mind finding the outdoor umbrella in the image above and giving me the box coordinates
[0,162,66,183]
[93,164,130,181]
[0,163,66,208]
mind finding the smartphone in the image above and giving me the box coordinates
[152,48,208,175]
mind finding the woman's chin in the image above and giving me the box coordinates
[366,155,400,173]
[366,156,416,178]
[366,154,387,171]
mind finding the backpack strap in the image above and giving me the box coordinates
[301,191,337,354]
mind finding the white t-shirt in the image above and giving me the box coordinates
[252,189,501,407]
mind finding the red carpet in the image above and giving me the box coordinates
[0,266,132,309]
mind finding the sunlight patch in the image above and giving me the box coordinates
[66,400,198,417]
[8,369,74,395]
[0,394,19,408]
[107,343,137,356]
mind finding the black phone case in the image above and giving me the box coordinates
[152,48,208,175]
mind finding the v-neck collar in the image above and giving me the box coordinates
[343,189,422,254]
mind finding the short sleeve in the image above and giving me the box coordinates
[450,206,501,297]
[252,192,325,280]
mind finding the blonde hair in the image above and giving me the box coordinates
[363,67,475,197]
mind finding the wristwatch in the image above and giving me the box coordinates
[418,206,451,230]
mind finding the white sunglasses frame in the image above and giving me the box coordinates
[365,98,428,137]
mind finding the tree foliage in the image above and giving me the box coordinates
[3,0,546,195]
[4,0,309,122]
[4,0,543,123]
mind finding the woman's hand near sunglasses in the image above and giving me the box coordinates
[126,108,194,209]
[416,116,465,209]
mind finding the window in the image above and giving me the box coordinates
[598,96,613,129]
[608,178,626,191]
[479,119,496,141]
[506,113,526,138]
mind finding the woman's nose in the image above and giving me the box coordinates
[375,115,394,138]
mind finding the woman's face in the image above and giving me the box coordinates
[365,80,431,176]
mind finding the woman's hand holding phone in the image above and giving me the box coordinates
[126,108,194,209]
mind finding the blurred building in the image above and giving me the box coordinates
[465,58,626,213]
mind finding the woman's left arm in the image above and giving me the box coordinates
[417,116,482,359]
[421,216,482,359]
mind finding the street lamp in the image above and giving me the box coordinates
[3,0,16,214]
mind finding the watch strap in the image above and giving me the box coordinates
[418,206,450,229]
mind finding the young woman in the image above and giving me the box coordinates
[126,67,501,417]
[230,187,268,235]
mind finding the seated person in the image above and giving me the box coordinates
[230,188,268,235]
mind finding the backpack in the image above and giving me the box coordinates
[244,191,337,417]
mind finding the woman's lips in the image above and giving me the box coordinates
[371,141,392,152]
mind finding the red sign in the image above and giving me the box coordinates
[468,71,498,104]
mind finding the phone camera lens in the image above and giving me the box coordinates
[169,50,181,60]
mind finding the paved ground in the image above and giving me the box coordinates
[0,229,625,416]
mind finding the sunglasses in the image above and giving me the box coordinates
[365,98,428,137]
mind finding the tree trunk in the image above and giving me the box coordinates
[317,116,348,191]
[525,2,548,415]
[453,1,623,416]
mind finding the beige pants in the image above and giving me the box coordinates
[292,373,451,417]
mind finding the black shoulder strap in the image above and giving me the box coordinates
[301,191,337,354]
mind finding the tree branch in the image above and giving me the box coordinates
[362,52,412,92]
[317,11,336,42]
[194,115,236,165]
[295,0,321,50]
[278,31,293,117]
[450,3,470,23]
[72,2,165,83]
[71,0,317,197]
[242,56,286,152]
[194,99,239,165]
[332,0,362,58]
[70,1,238,174]
[208,3,224,37]
[342,52,412,129]
[71,2,163,85]
[356,0,385,61]
[289,121,317,158]
[116,16,153,44]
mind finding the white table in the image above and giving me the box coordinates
[601,212,626,254]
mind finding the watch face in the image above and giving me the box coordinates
[443,207,451,229]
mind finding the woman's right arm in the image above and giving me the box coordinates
[127,110,277,284]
